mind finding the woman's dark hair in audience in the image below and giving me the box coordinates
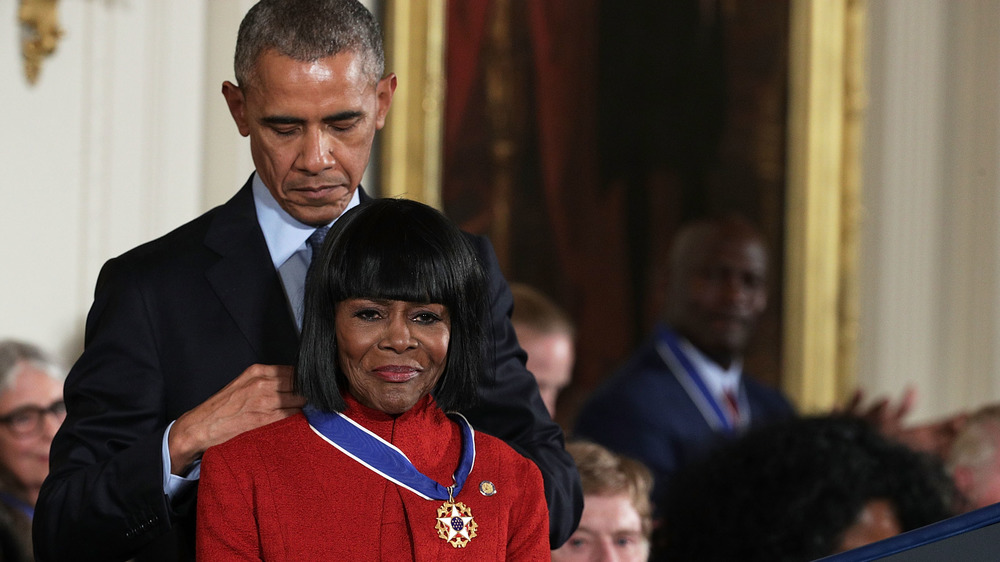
[295,198,491,414]
[655,414,957,562]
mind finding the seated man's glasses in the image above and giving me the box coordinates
[0,400,66,437]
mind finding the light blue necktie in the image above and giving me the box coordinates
[279,226,330,331]
[306,225,330,273]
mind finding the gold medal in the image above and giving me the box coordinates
[435,487,478,548]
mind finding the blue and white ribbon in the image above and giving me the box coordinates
[654,325,738,435]
[305,406,476,501]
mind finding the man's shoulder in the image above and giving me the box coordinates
[742,374,796,419]
[600,338,677,389]
[459,230,490,256]
[578,338,683,414]
[573,338,700,448]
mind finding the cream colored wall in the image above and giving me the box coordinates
[0,0,208,363]
[860,0,1000,421]
[0,0,379,366]
[202,0,258,210]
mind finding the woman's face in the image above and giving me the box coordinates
[335,298,450,414]
[835,498,902,553]
[0,363,64,504]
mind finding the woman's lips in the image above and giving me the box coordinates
[372,365,420,383]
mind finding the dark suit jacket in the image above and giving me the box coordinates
[573,333,794,508]
[34,178,581,561]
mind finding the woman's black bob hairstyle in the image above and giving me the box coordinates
[296,198,491,413]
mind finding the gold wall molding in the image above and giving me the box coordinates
[783,0,865,412]
[380,0,446,208]
[19,0,63,85]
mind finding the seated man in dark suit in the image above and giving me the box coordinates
[33,1,581,560]
[574,213,794,509]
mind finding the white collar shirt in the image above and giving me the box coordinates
[252,173,360,269]
[677,337,743,401]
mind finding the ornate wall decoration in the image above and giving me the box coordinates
[19,0,63,84]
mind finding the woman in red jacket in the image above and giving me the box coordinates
[196,198,550,560]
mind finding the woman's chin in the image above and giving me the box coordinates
[379,399,419,416]
[356,391,424,415]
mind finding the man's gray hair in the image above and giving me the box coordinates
[0,340,64,393]
[235,0,385,89]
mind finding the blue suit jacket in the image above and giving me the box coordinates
[573,333,794,507]
[34,178,581,561]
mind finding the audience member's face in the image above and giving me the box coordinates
[223,50,395,227]
[667,227,767,368]
[335,299,450,414]
[952,423,1000,511]
[552,493,650,562]
[835,499,902,553]
[516,326,574,418]
[0,363,64,505]
[965,457,1000,511]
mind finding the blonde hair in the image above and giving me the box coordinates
[510,283,575,337]
[567,440,654,537]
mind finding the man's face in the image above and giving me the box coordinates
[223,50,395,226]
[667,232,767,368]
[551,493,650,562]
[966,451,1000,510]
[516,327,574,418]
[952,421,1000,511]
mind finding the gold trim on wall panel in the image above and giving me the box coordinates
[381,0,446,208]
[784,0,861,413]
[838,0,866,402]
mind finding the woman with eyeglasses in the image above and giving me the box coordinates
[0,340,66,561]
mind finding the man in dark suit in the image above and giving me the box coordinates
[574,214,794,510]
[33,1,581,560]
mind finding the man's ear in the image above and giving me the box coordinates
[222,81,251,137]
[374,73,397,130]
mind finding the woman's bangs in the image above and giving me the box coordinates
[335,246,456,305]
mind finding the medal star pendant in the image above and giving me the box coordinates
[435,501,477,548]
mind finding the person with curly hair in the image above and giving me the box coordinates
[655,415,957,561]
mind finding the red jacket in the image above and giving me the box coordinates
[197,393,550,560]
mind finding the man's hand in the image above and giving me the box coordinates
[895,414,968,458]
[839,386,967,458]
[840,386,917,440]
[168,364,306,474]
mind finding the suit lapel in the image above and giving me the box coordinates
[202,177,299,364]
